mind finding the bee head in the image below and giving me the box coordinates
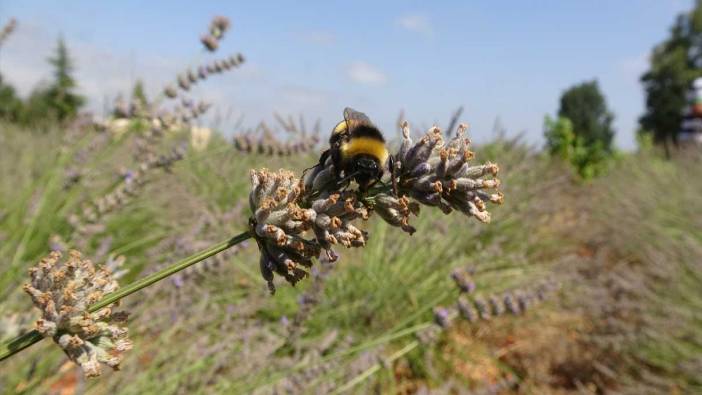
[351,154,382,190]
[356,155,379,172]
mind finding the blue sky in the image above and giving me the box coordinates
[0,1,695,149]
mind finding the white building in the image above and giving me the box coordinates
[680,77,702,144]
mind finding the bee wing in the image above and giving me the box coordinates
[332,107,373,139]
[343,107,374,128]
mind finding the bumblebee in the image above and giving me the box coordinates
[318,108,390,192]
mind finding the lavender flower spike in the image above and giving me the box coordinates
[394,122,503,224]
[23,250,132,377]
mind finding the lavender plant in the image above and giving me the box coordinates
[97,14,244,158]
[434,279,560,329]
[163,54,245,101]
[0,117,503,384]
[233,115,321,157]
[70,15,247,255]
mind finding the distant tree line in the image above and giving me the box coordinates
[0,37,85,125]
[2,2,701,171]
[544,0,702,177]
[639,0,702,154]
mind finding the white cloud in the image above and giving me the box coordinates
[0,22,181,115]
[346,61,387,86]
[396,13,433,36]
[0,21,348,137]
[0,21,270,122]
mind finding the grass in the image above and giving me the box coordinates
[0,122,700,394]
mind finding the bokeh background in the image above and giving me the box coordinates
[1,1,695,148]
[1,1,701,394]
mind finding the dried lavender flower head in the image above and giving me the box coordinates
[249,169,369,293]
[0,18,17,48]
[164,85,178,99]
[393,122,502,225]
[23,250,132,378]
[250,169,317,293]
[200,34,219,52]
[200,15,232,52]
[210,15,231,39]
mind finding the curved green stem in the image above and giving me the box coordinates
[333,341,420,394]
[0,230,252,362]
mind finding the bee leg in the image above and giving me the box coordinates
[302,149,330,177]
[302,150,329,174]
[319,149,331,166]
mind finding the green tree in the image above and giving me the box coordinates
[44,37,84,121]
[557,80,615,152]
[0,73,23,122]
[640,1,702,154]
[21,84,52,124]
[544,115,575,160]
[131,79,148,108]
[544,80,616,179]
[544,115,611,179]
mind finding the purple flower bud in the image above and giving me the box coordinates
[123,170,135,182]
[410,162,432,177]
[200,34,219,52]
[433,306,451,329]
[187,69,198,83]
[517,293,530,312]
[474,298,491,320]
[451,269,475,293]
[197,66,208,80]
[210,16,231,38]
[177,74,191,91]
[503,293,520,315]
[488,295,504,316]
[457,298,476,322]
[164,85,178,99]
[172,274,184,288]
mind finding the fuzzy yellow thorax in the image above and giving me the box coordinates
[340,137,389,165]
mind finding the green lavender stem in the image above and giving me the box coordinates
[0,230,252,362]
[333,341,420,394]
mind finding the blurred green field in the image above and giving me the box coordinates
[0,120,700,394]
